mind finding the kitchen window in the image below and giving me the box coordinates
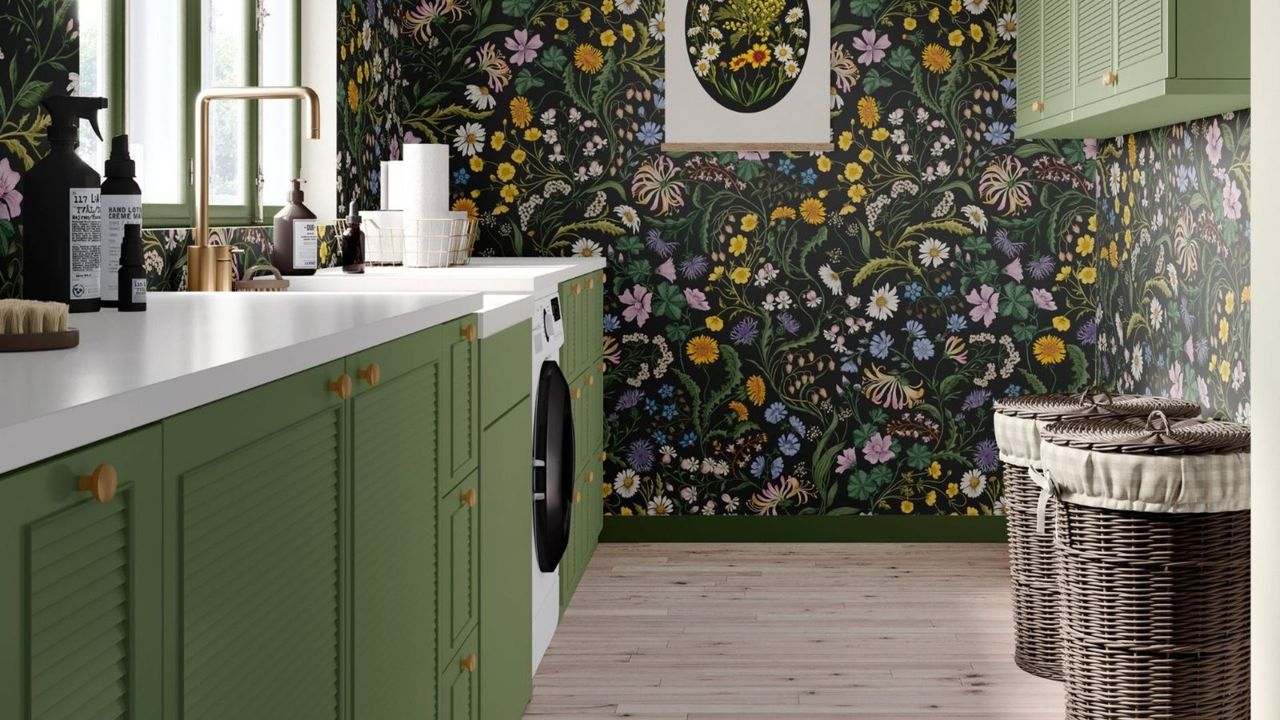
[77,0,300,228]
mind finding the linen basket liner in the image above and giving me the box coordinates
[992,391,1199,465]
[1039,414,1251,514]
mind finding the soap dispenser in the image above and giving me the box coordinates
[341,201,365,274]
[271,179,318,275]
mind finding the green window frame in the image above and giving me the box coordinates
[103,0,301,229]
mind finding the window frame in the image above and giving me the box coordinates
[105,0,301,229]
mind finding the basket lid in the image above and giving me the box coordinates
[1042,412,1250,456]
[992,387,1200,422]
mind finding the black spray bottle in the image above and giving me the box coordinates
[20,96,109,312]
[117,224,146,312]
[100,135,142,308]
[341,201,365,274]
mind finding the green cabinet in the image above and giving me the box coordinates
[162,361,348,720]
[350,335,442,720]
[443,317,480,484]
[0,426,162,720]
[438,469,479,670]
[438,629,479,720]
[1018,0,1249,139]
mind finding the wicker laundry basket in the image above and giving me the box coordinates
[991,391,1199,681]
[1041,413,1251,720]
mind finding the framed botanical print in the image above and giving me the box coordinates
[663,0,831,151]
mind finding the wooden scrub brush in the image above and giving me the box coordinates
[234,265,290,292]
[0,299,78,352]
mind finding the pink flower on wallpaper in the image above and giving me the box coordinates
[1031,287,1057,310]
[1197,376,1211,409]
[504,29,542,66]
[1185,335,1195,363]
[862,433,895,465]
[1168,362,1184,399]
[683,287,710,311]
[1003,258,1023,281]
[834,447,858,474]
[1083,138,1098,160]
[656,257,676,281]
[852,29,891,65]
[1205,120,1224,166]
[966,284,1000,327]
[1223,178,1243,219]
[620,284,652,327]
[0,158,23,221]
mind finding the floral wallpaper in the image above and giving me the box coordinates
[1093,111,1251,423]
[338,0,1104,517]
[0,0,77,298]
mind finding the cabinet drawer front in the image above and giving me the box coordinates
[438,469,479,667]
[480,319,532,428]
[0,427,162,720]
[353,363,440,719]
[444,316,480,482]
[173,409,342,720]
[349,325,441,396]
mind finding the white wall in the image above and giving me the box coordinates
[299,0,337,221]
[1252,1,1276,716]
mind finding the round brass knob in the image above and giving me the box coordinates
[572,283,582,295]
[599,271,606,283]
[598,451,607,462]
[460,488,477,508]
[573,387,583,400]
[359,363,381,387]
[586,374,595,386]
[78,464,118,504]
[460,654,477,672]
[460,324,478,343]
[587,471,595,483]
[573,491,582,503]
[329,374,353,400]
[1030,100,1045,113]
[1102,71,1119,86]
[587,278,595,289]
[600,362,607,373]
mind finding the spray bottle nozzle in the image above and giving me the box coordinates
[42,96,109,143]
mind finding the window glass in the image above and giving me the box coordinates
[202,0,250,206]
[127,0,184,205]
[260,0,298,206]
[75,0,109,169]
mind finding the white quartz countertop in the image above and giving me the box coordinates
[287,256,606,297]
[0,291,482,475]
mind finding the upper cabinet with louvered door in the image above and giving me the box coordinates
[1017,0,1249,139]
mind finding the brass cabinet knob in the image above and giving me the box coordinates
[586,374,595,386]
[358,363,381,387]
[572,283,582,295]
[573,491,582,503]
[460,488,477,508]
[1102,71,1119,86]
[460,654,477,672]
[460,324,477,343]
[587,471,595,483]
[1030,100,1045,113]
[573,387,583,400]
[329,374,353,400]
[587,277,595,289]
[598,451,607,462]
[599,271,606,283]
[78,464,118,504]
[599,362,607,373]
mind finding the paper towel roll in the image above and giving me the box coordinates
[401,143,451,223]
[379,161,393,210]
[385,160,408,212]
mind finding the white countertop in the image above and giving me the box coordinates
[288,256,606,298]
[0,291,482,475]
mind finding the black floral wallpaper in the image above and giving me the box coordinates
[1093,112,1251,423]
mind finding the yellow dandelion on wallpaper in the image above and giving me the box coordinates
[574,44,604,73]
[510,96,533,128]
[921,43,952,73]
[686,335,720,365]
[746,375,766,406]
[799,197,826,224]
[857,96,880,128]
[1033,335,1067,365]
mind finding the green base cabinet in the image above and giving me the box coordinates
[438,628,480,720]
[0,426,162,720]
[1017,0,1249,139]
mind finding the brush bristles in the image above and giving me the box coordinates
[0,299,70,335]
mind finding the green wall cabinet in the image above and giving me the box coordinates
[1017,0,1249,139]
[0,425,163,720]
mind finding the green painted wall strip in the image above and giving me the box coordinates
[600,517,1008,543]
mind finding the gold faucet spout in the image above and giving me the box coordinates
[189,86,321,291]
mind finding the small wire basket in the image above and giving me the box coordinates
[404,215,477,268]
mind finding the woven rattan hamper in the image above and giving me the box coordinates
[1041,413,1251,720]
[991,392,1199,681]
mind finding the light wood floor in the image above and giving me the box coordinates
[526,543,1064,719]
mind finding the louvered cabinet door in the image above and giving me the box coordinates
[1041,0,1076,119]
[353,362,440,720]
[0,425,162,720]
[163,360,348,720]
[1075,0,1118,105]
[1115,0,1171,90]
[1016,0,1045,128]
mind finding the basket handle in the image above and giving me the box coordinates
[243,265,283,282]
[1145,410,1171,435]
[1078,384,1114,408]
[1026,464,1059,536]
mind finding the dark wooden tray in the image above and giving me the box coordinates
[0,329,79,352]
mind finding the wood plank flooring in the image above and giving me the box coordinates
[526,543,1064,719]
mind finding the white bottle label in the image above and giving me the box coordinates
[69,188,101,301]
[101,194,143,303]
[293,219,319,270]
[131,277,147,305]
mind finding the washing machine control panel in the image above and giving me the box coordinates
[532,295,565,357]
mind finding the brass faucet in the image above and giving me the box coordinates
[189,86,322,291]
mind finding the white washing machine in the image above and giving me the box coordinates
[530,292,574,671]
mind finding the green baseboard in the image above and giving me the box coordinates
[600,516,1008,543]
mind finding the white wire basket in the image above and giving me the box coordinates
[335,211,405,266]
[404,215,477,268]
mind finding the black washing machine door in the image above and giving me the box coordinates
[533,359,575,572]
